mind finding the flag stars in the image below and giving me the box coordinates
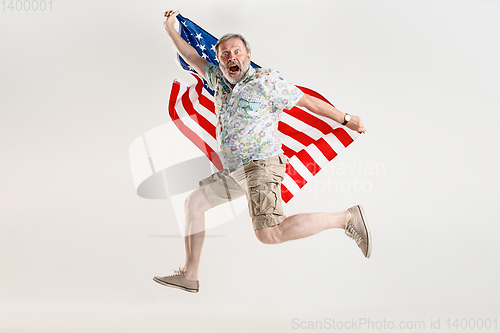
[199,44,206,51]
[195,33,203,40]
[201,53,208,59]
[210,44,216,52]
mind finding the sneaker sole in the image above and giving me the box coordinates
[153,277,199,293]
[357,205,372,258]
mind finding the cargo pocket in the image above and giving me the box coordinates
[249,183,279,216]
[278,154,289,165]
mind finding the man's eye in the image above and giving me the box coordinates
[235,50,240,54]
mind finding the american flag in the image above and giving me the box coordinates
[169,14,361,203]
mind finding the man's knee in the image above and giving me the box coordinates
[255,226,281,244]
[185,187,211,213]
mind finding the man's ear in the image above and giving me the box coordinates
[248,51,251,60]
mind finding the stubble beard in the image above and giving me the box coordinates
[220,56,251,86]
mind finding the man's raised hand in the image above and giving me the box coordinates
[161,10,208,80]
[163,10,180,31]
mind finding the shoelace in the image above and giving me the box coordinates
[165,267,185,278]
[345,222,362,245]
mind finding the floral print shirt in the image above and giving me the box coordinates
[205,62,303,172]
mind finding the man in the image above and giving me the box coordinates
[154,10,371,293]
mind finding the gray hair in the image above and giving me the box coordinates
[214,33,251,60]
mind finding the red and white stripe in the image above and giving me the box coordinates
[168,73,360,203]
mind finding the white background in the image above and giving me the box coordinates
[1,0,499,332]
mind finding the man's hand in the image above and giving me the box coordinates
[345,115,366,133]
[161,10,207,79]
[296,94,367,133]
[163,10,180,33]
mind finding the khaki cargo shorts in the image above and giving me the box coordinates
[199,153,289,230]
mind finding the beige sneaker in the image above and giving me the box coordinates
[153,268,199,293]
[345,205,372,258]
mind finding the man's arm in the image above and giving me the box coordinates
[296,94,366,133]
[163,10,208,79]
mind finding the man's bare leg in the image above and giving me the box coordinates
[255,211,351,244]
[182,187,211,280]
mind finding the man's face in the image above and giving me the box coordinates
[218,37,251,86]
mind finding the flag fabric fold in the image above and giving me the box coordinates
[169,14,360,203]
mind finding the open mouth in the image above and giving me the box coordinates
[229,64,240,74]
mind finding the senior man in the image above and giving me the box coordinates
[154,10,372,293]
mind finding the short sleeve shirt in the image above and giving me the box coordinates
[205,62,303,172]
